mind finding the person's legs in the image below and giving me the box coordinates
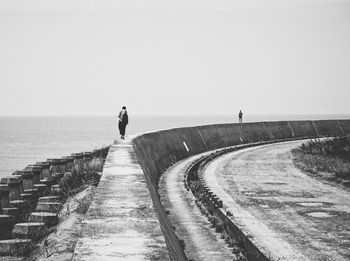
[118,121,123,138]
[120,123,126,139]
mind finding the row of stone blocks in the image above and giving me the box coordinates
[0,195,61,257]
[0,147,108,257]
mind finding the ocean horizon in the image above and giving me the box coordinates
[1,114,349,178]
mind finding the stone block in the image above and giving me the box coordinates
[58,159,67,173]
[63,156,74,170]
[38,196,60,203]
[23,189,38,199]
[36,162,51,179]
[0,215,13,239]
[0,186,10,209]
[47,159,61,173]
[33,184,50,197]
[13,171,34,191]
[12,170,32,179]
[40,179,51,188]
[35,202,62,213]
[52,173,63,183]
[12,222,47,240]
[23,166,41,184]
[29,212,58,227]
[0,185,9,194]
[9,200,30,214]
[19,193,33,201]
[0,176,22,185]
[71,153,83,160]
[20,178,34,191]
[35,162,50,179]
[19,194,37,210]
[0,239,31,256]
[1,208,19,217]
[1,177,23,201]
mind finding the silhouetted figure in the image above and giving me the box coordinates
[118,106,128,139]
[239,110,243,123]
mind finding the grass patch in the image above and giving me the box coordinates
[292,136,350,180]
[59,157,104,197]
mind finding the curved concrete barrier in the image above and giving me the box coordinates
[132,119,350,260]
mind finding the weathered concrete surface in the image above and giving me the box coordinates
[73,138,169,261]
[159,153,235,261]
[203,140,350,261]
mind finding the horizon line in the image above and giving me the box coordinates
[1,113,350,117]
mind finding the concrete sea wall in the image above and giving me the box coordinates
[132,119,350,260]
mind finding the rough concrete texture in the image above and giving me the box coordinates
[159,154,236,261]
[29,212,58,227]
[0,215,13,239]
[203,141,350,260]
[2,208,19,217]
[73,137,169,261]
[38,196,60,203]
[33,184,50,197]
[0,239,31,256]
[12,222,47,240]
[35,202,61,213]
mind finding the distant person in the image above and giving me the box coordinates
[239,110,243,123]
[118,106,128,139]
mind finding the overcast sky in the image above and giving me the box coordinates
[0,0,349,116]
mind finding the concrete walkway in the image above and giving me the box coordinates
[159,154,235,261]
[204,140,350,261]
[73,138,169,260]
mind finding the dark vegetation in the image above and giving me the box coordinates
[59,157,104,198]
[292,136,350,181]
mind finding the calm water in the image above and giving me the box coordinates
[1,114,349,177]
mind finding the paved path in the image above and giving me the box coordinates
[73,138,169,261]
[203,140,350,261]
[159,153,236,261]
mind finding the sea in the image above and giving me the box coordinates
[1,114,349,178]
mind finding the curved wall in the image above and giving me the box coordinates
[132,119,350,260]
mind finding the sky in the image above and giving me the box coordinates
[0,0,349,116]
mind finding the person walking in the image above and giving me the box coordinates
[118,106,128,139]
[239,110,243,123]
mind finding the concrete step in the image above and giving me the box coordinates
[28,212,58,227]
[12,222,47,240]
[0,239,31,256]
